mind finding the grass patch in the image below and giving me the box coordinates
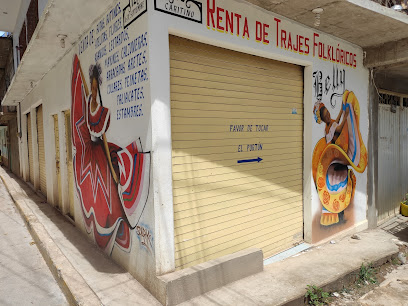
[357,262,377,286]
[392,257,401,266]
[305,285,330,305]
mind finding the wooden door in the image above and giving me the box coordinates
[27,113,34,184]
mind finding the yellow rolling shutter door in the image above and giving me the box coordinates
[170,36,304,270]
[27,113,34,184]
[64,110,75,220]
[53,115,62,208]
[37,105,46,195]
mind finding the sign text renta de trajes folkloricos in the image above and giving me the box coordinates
[206,0,357,68]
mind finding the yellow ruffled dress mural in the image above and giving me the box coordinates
[312,91,368,226]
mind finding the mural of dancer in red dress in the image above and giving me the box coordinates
[71,55,150,254]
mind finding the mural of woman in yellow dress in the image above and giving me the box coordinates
[312,90,368,226]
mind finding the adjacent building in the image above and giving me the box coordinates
[1,0,408,304]
[0,34,18,174]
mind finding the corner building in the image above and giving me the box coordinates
[4,0,407,304]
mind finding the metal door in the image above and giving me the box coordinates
[170,36,304,270]
[378,96,408,223]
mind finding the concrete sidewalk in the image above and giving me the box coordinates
[0,166,405,305]
[0,173,67,305]
[179,230,401,306]
[0,167,161,306]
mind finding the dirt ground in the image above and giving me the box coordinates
[329,230,408,306]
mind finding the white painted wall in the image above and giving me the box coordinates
[148,0,369,273]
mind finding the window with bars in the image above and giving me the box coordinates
[379,93,408,113]
[370,0,408,13]
[379,93,400,105]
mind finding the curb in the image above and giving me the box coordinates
[0,168,101,306]
[280,251,399,306]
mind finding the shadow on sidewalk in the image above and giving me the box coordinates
[4,169,127,275]
[383,217,408,243]
[393,227,408,243]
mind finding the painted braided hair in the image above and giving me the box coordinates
[89,63,104,106]
[313,100,325,124]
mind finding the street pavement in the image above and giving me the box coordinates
[0,180,67,305]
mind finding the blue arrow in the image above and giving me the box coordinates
[237,157,263,164]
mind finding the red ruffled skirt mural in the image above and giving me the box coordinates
[71,55,150,254]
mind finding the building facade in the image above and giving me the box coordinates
[0,35,19,175]
[1,0,408,304]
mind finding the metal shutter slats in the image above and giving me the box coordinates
[170,36,304,270]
